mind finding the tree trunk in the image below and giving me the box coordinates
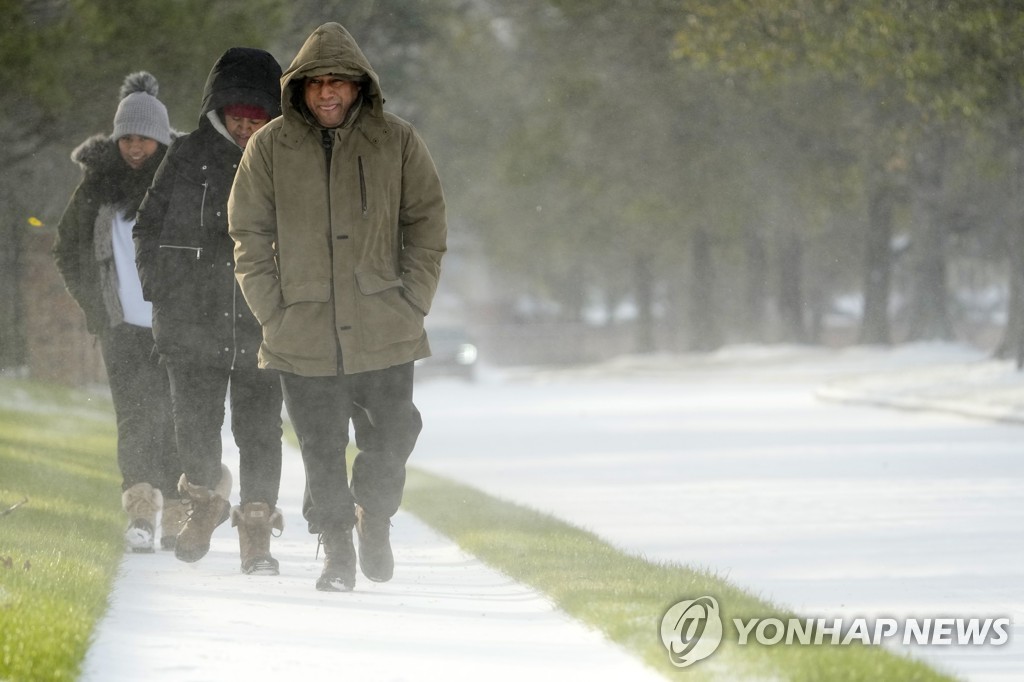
[906,134,953,341]
[993,114,1024,364]
[776,230,807,343]
[742,224,768,342]
[859,178,897,345]
[633,252,656,353]
[0,215,27,371]
[688,226,722,351]
[993,177,1024,363]
[1003,243,1024,367]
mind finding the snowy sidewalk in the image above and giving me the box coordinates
[81,441,663,681]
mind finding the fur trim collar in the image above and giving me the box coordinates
[69,131,178,216]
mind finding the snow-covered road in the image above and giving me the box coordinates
[411,345,1024,681]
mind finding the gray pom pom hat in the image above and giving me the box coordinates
[112,71,171,146]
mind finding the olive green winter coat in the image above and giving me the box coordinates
[228,22,446,376]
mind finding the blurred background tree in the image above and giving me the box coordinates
[4,0,1022,381]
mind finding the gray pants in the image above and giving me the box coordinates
[100,323,179,498]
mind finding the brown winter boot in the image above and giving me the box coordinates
[355,505,394,582]
[174,465,232,563]
[231,502,284,575]
[315,525,357,592]
[122,483,163,553]
[160,497,191,551]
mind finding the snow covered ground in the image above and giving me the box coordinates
[82,343,1024,681]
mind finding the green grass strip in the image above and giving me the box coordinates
[0,378,124,682]
[402,467,958,681]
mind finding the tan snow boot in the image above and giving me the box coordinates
[174,464,232,563]
[160,497,191,551]
[231,502,284,575]
[122,482,163,554]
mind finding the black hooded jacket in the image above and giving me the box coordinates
[134,47,281,367]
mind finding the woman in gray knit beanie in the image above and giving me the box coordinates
[52,71,183,554]
[112,74,172,146]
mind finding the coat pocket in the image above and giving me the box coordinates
[265,280,335,369]
[154,244,206,310]
[281,280,332,305]
[354,270,423,348]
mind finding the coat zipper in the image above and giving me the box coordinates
[159,244,203,259]
[321,130,333,222]
[230,282,238,371]
[358,156,367,215]
[199,180,209,228]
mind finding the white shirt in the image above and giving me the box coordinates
[112,210,153,328]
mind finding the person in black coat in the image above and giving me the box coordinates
[135,48,285,574]
[53,72,182,553]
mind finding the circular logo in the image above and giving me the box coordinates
[660,596,724,667]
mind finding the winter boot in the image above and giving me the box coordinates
[315,525,357,592]
[355,504,394,582]
[122,482,163,553]
[231,502,284,575]
[174,464,232,563]
[160,497,191,551]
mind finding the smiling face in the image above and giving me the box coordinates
[117,135,159,170]
[303,75,360,128]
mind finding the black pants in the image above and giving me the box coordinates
[99,324,179,497]
[166,360,283,507]
[280,362,421,533]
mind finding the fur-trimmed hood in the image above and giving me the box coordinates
[71,133,130,175]
[69,131,179,214]
[70,131,181,173]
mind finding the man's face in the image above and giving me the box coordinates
[304,76,360,128]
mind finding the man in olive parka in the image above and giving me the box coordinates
[228,22,447,592]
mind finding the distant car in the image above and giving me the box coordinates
[416,324,479,380]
